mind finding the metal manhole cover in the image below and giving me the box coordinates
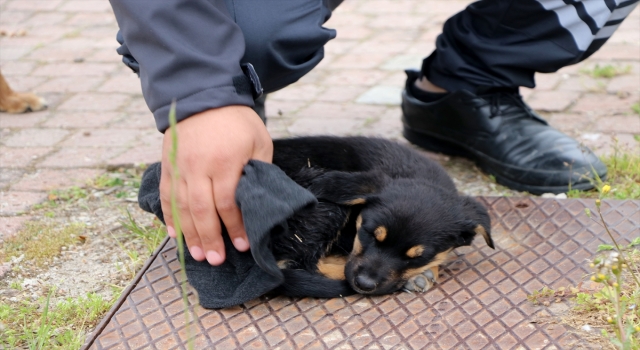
[84,198,640,349]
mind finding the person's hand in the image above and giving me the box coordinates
[160,105,273,265]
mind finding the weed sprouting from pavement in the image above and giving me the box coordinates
[121,209,166,255]
[581,64,632,79]
[168,100,195,349]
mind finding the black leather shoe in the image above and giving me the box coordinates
[401,70,607,194]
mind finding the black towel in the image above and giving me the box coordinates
[138,161,317,309]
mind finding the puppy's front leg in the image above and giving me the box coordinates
[308,170,389,205]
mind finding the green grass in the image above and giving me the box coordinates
[32,187,89,210]
[581,64,632,79]
[1,221,85,266]
[568,141,640,199]
[632,103,640,116]
[0,291,114,349]
[121,210,166,255]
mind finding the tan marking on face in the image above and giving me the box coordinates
[277,260,290,269]
[374,226,387,242]
[406,245,425,258]
[475,224,494,248]
[345,198,366,205]
[317,255,347,280]
[356,214,363,231]
[352,234,362,255]
[402,249,451,280]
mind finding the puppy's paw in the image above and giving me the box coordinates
[0,92,47,113]
[403,268,437,293]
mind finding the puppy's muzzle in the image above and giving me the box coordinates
[354,274,377,292]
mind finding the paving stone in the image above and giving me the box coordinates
[594,115,640,134]
[546,113,594,135]
[0,191,46,216]
[106,145,161,168]
[578,133,639,156]
[97,74,142,94]
[0,110,49,128]
[571,93,639,115]
[12,168,102,191]
[3,128,69,147]
[380,54,424,71]
[36,76,105,93]
[60,129,139,148]
[110,113,157,130]
[591,44,640,61]
[56,92,130,111]
[316,85,368,103]
[0,147,52,167]
[0,75,47,91]
[607,75,640,94]
[527,90,581,112]
[123,98,151,114]
[0,168,23,189]
[39,147,126,168]
[323,69,387,86]
[356,86,403,105]
[27,46,97,62]
[264,100,308,119]
[269,84,325,102]
[287,118,364,136]
[67,12,117,26]
[0,61,37,76]
[556,76,606,93]
[330,53,390,70]
[43,111,122,128]
[20,12,68,27]
[4,0,63,11]
[533,73,561,91]
[58,0,114,13]
[31,63,117,77]
[295,102,387,120]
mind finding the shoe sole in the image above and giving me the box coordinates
[403,125,603,194]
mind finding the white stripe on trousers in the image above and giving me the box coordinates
[536,0,638,50]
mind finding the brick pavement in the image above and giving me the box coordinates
[1,0,639,239]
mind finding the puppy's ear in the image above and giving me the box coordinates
[457,196,493,249]
[308,170,389,205]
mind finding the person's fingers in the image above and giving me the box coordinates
[167,226,176,238]
[213,170,249,252]
[176,179,205,261]
[188,179,225,265]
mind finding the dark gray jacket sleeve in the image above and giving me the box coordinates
[109,0,255,132]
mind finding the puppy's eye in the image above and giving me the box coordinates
[406,245,424,258]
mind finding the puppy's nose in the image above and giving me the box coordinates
[354,275,376,292]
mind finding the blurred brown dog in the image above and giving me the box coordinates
[0,70,46,113]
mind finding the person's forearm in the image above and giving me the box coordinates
[109,0,255,131]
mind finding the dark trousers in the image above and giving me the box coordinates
[229,0,638,94]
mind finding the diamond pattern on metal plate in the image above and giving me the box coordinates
[84,198,640,349]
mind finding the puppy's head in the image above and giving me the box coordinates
[343,180,493,295]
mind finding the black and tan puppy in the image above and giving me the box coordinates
[267,136,493,297]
